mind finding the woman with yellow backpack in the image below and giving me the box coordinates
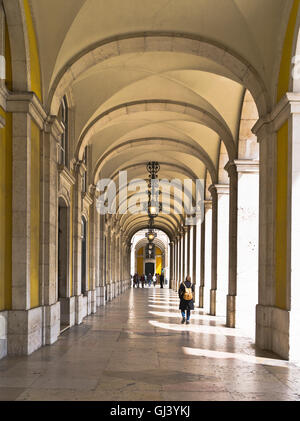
[178,275,195,324]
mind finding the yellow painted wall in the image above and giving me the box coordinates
[30,121,40,308]
[275,0,300,309]
[156,256,162,275]
[156,247,162,255]
[137,256,144,276]
[276,122,289,309]
[137,247,144,256]
[0,20,13,311]
[277,0,300,102]
[23,0,42,102]
[0,108,12,311]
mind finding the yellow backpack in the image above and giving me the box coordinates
[183,282,193,301]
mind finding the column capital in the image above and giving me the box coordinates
[73,160,87,177]
[252,92,300,139]
[224,161,237,178]
[7,92,47,130]
[204,200,212,210]
[44,115,64,141]
[234,159,259,174]
[208,184,229,196]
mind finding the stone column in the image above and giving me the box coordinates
[187,226,191,277]
[182,229,186,282]
[178,234,182,289]
[73,161,85,324]
[251,93,300,359]
[169,241,174,289]
[203,201,212,313]
[208,184,229,317]
[7,93,46,355]
[41,116,64,344]
[98,214,106,306]
[234,160,259,335]
[192,224,198,304]
[209,187,218,316]
[199,216,206,308]
[222,164,237,327]
[173,239,177,290]
[89,186,97,314]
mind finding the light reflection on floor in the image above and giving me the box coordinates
[182,347,297,368]
[149,319,250,338]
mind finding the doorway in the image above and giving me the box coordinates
[145,262,154,277]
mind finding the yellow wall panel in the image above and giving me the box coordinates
[277,0,300,101]
[30,121,40,308]
[156,256,162,275]
[0,108,12,311]
[275,122,289,309]
[137,247,144,256]
[137,257,144,276]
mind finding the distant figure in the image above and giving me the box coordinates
[160,273,164,288]
[141,274,145,288]
[178,275,194,324]
[153,273,157,288]
[133,273,139,288]
[148,273,152,287]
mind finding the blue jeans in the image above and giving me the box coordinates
[181,310,190,321]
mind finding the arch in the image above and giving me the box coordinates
[77,101,234,166]
[2,0,30,92]
[93,135,218,183]
[128,223,173,242]
[47,33,269,117]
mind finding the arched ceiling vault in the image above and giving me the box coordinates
[135,238,167,253]
[28,0,289,235]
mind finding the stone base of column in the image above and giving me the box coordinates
[106,283,111,302]
[110,282,114,300]
[226,295,236,328]
[91,289,97,313]
[43,302,60,345]
[75,295,84,325]
[7,307,43,356]
[86,291,92,315]
[96,286,101,306]
[0,311,8,360]
[210,289,216,316]
[59,297,76,328]
[199,286,204,308]
[256,305,290,360]
[99,286,106,306]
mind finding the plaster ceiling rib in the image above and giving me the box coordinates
[125,219,175,241]
[47,33,269,117]
[77,100,235,165]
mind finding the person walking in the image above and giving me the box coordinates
[148,273,152,287]
[141,274,145,288]
[178,275,194,324]
[160,272,164,288]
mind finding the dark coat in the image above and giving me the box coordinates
[178,281,195,310]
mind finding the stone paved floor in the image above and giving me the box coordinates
[1,288,300,401]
